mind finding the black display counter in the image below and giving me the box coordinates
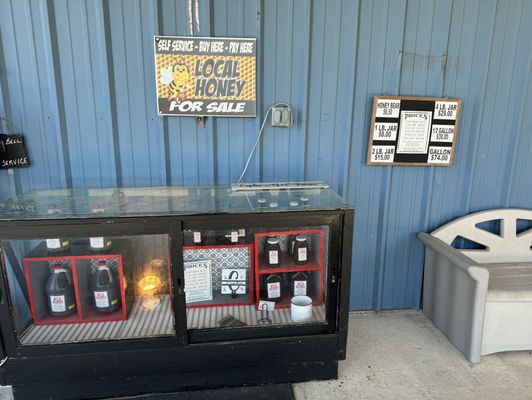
[0,186,353,399]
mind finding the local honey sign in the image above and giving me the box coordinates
[367,96,462,166]
[154,36,256,117]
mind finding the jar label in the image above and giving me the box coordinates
[50,295,66,312]
[46,239,61,249]
[230,231,239,243]
[193,231,202,244]
[269,250,279,264]
[94,291,110,308]
[298,247,308,262]
[267,282,281,299]
[90,237,105,249]
[294,280,307,296]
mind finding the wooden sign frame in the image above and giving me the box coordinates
[367,96,462,166]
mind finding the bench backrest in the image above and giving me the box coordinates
[431,209,532,263]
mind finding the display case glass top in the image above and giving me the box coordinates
[0,186,351,220]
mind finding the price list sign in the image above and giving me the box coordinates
[367,96,461,166]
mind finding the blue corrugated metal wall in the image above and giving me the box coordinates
[0,0,531,310]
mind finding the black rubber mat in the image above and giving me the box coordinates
[102,384,295,400]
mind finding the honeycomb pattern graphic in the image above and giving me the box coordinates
[155,54,256,101]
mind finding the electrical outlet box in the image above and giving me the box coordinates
[271,106,293,128]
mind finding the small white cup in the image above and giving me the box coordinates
[291,295,313,323]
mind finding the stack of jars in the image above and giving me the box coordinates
[261,234,311,302]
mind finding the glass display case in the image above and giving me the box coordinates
[0,186,353,400]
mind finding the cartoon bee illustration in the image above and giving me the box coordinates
[159,57,191,102]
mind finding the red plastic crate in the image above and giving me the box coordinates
[24,247,129,326]
[254,229,325,309]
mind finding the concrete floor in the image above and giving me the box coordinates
[294,310,532,400]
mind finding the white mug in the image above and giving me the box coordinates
[291,295,313,322]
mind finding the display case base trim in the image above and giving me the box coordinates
[8,360,338,400]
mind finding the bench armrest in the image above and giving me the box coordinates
[418,232,489,363]
[418,233,479,272]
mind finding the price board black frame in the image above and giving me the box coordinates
[367,96,462,166]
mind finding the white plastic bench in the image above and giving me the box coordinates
[418,209,532,363]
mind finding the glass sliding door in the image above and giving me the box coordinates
[182,214,340,340]
[1,232,176,346]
